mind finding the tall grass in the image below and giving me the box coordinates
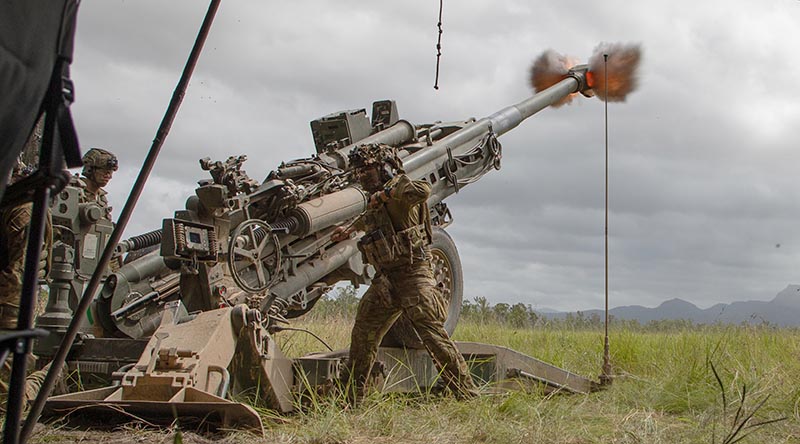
[30,315,800,443]
[260,316,799,444]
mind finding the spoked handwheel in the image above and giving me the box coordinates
[227,219,281,293]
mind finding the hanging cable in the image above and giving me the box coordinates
[433,0,444,90]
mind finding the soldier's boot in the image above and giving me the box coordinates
[24,361,58,407]
[0,355,53,413]
[450,373,480,399]
[453,382,480,400]
[340,358,386,406]
[431,374,480,400]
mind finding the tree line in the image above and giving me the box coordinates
[309,286,605,329]
[307,286,787,332]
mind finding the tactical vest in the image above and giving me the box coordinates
[357,178,433,270]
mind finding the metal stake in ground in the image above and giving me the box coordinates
[600,53,613,385]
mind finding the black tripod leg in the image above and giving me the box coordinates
[2,56,64,443]
[2,187,51,444]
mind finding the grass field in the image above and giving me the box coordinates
[29,314,800,443]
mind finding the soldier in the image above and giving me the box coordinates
[0,160,54,408]
[332,144,478,400]
[72,147,118,220]
[0,161,51,330]
[69,147,121,271]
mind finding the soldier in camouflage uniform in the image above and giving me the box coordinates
[0,160,54,408]
[70,147,118,221]
[0,161,52,329]
[332,144,478,400]
[66,147,122,272]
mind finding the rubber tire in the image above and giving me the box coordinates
[380,226,463,349]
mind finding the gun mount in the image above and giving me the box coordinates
[38,57,636,432]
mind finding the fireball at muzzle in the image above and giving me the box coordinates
[529,42,642,104]
[530,50,580,107]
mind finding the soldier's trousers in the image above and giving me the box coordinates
[0,202,51,329]
[348,260,477,397]
[0,358,52,412]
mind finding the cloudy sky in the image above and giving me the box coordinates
[69,0,800,312]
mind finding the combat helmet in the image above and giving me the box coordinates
[348,143,404,177]
[82,148,118,176]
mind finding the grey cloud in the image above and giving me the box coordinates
[69,0,800,312]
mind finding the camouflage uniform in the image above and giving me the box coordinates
[70,147,117,222]
[0,164,53,407]
[348,154,477,398]
[0,174,52,329]
[64,148,119,271]
[0,204,34,329]
[69,175,113,221]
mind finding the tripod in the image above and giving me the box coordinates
[0,11,82,443]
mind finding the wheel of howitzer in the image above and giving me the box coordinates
[381,226,463,349]
[228,219,281,294]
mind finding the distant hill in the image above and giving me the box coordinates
[542,285,800,326]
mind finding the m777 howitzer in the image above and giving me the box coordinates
[41,48,641,432]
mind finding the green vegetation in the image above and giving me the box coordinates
[30,291,800,443]
[254,292,799,443]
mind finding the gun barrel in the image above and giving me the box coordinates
[404,69,585,176]
[275,69,588,239]
[489,75,582,136]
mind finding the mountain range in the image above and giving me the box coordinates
[544,285,800,326]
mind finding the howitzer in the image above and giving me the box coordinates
[41,62,619,432]
[75,66,590,344]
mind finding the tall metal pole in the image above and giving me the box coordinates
[20,1,222,441]
[601,53,612,385]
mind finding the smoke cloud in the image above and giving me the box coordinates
[588,42,642,102]
[529,50,579,107]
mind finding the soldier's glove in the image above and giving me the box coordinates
[331,226,351,242]
[368,187,392,208]
[109,252,123,272]
[37,248,49,280]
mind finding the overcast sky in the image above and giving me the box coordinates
[69,0,800,312]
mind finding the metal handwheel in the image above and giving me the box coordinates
[228,219,281,293]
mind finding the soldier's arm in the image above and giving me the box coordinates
[384,174,429,205]
[331,216,366,242]
[4,205,33,266]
